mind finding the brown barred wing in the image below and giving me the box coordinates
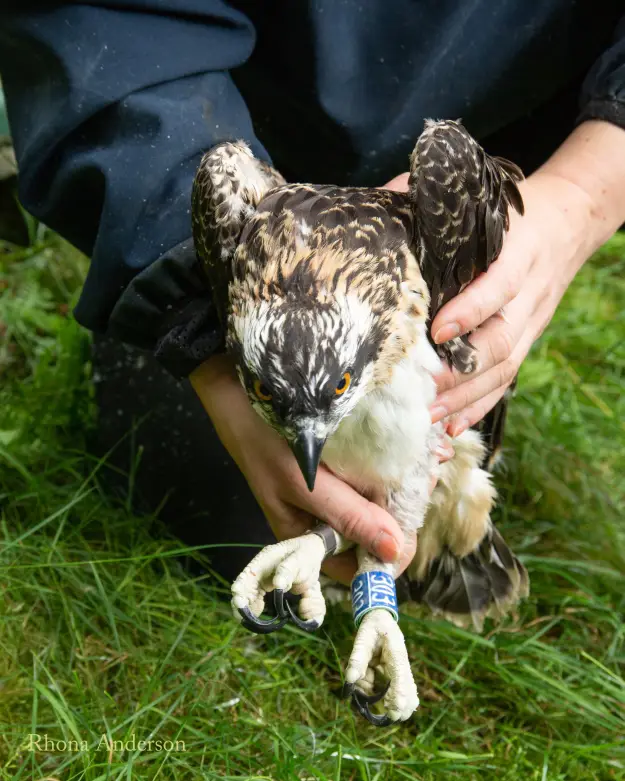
[408,119,524,373]
[191,141,285,325]
[247,184,413,258]
[236,183,414,301]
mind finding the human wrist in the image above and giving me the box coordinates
[190,354,236,408]
[537,120,625,249]
[526,170,601,271]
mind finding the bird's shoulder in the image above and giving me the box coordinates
[256,184,413,240]
[233,184,421,302]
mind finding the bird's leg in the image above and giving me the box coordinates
[341,551,419,725]
[342,471,433,726]
[232,524,350,634]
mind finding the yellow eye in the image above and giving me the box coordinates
[335,372,351,396]
[253,379,273,402]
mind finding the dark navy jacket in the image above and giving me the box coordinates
[1,1,624,376]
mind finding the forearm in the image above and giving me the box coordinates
[536,120,625,252]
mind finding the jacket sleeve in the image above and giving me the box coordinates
[0,1,269,377]
[578,15,625,130]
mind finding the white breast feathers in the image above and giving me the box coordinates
[323,324,442,496]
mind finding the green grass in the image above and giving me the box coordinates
[0,227,624,780]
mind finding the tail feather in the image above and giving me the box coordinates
[408,525,528,631]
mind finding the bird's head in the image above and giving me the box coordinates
[229,292,382,491]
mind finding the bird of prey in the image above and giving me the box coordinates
[192,120,529,726]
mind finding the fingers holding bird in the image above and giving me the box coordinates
[431,287,556,434]
[430,169,601,432]
[429,212,530,346]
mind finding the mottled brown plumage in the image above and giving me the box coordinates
[192,141,286,325]
[193,121,524,379]
[192,119,527,633]
[409,120,524,372]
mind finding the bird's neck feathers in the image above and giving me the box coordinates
[369,271,433,389]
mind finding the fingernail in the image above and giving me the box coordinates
[373,530,401,562]
[450,417,470,437]
[430,405,448,424]
[433,322,460,344]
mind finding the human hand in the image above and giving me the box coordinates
[385,170,600,433]
[426,170,593,433]
[384,121,625,434]
[191,355,452,585]
[428,165,617,434]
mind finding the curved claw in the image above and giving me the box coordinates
[273,589,320,633]
[341,681,355,700]
[352,695,395,727]
[341,681,395,727]
[356,680,390,705]
[282,598,321,633]
[237,605,289,635]
[238,589,320,635]
[272,588,287,619]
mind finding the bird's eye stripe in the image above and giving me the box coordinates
[254,379,273,402]
[335,372,351,396]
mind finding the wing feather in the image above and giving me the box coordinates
[192,141,285,325]
[409,120,524,372]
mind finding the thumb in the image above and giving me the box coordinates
[304,466,405,563]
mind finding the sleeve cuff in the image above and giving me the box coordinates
[577,99,625,131]
[103,238,225,379]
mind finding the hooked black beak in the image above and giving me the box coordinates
[290,429,326,492]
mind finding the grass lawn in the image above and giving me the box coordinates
[0,226,624,781]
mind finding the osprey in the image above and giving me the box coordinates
[192,120,529,726]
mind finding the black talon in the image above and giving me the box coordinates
[237,605,289,634]
[341,681,355,700]
[352,691,395,727]
[283,598,321,633]
[274,588,320,633]
[238,589,320,635]
[341,680,395,727]
[356,680,390,705]
[272,588,287,618]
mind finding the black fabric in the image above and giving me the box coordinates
[90,334,272,583]
[1,1,624,378]
[578,99,625,129]
[153,298,224,380]
[0,1,268,340]
[106,238,223,377]
[577,15,625,127]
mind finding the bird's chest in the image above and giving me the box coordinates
[323,336,441,496]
